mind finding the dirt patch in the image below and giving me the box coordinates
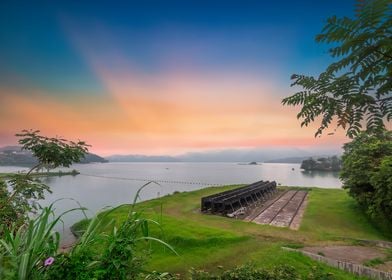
[302,245,386,264]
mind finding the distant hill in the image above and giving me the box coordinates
[0,146,22,152]
[79,153,108,164]
[0,146,107,166]
[106,155,179,162]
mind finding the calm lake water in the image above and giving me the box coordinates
[1,162,341,244]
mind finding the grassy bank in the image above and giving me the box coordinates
[73,186,390,279]
[0,169,79,179]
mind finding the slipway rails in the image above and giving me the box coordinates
[201,181,308,229]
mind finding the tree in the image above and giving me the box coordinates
[0,130,89,230]
[330,155,342,171]
[300,158,317,170]
[282,0,392,138]
[340,130,392,219]
[370,156,392,219]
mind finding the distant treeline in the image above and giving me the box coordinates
[300,156,341,171]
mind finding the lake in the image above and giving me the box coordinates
[0,162,341,244]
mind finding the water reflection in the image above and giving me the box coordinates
[301,170,340,178]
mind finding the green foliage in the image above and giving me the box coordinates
[0,130,88,232]
[0,175,51,230]
[44,184,176,280]
[42,250,97,280]
[0,204,81,280]
[340,130,392,220]
[94,183,176,280]
[190,263,335,280]
[16,129,89,172]
[0,184,176,280]
[369,155,392,218]
[282,0,392,138]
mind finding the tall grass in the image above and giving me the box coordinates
[0,203,82,279]
[0,182,178,280]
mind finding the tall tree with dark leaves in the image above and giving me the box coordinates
[282,0,391,138]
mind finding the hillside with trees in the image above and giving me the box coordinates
[0,145,107,166]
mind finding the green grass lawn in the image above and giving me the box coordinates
[74,186,391,279]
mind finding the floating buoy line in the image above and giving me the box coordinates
[79,173,226,186]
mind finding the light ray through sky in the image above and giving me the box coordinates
[0,1,355,155]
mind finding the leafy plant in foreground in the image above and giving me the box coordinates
[44,183,177,280]
[0,204,82,280]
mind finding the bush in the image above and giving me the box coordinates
[42,251,96,280]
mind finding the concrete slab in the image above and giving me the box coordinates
[250,190,308,229]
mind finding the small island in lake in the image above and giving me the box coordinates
[300,156,341,171]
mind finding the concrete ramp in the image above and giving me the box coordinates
[251,190,308,229]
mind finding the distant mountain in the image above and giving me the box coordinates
[0,146,107,166]
[106,147,342,163]
[106,155,178,162]
[0,146,23,152]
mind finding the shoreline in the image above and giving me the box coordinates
[0,170,80,179]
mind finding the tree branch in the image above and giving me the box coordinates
[26,163,43,176]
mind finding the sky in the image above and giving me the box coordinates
[0,1,356,156]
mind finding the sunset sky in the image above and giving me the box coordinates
[0,1,355,156]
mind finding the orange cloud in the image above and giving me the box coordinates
[0,21,349,155]
[0,70,348,156]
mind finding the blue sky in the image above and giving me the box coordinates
[0,1,355,154]
[0,1,355,93]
